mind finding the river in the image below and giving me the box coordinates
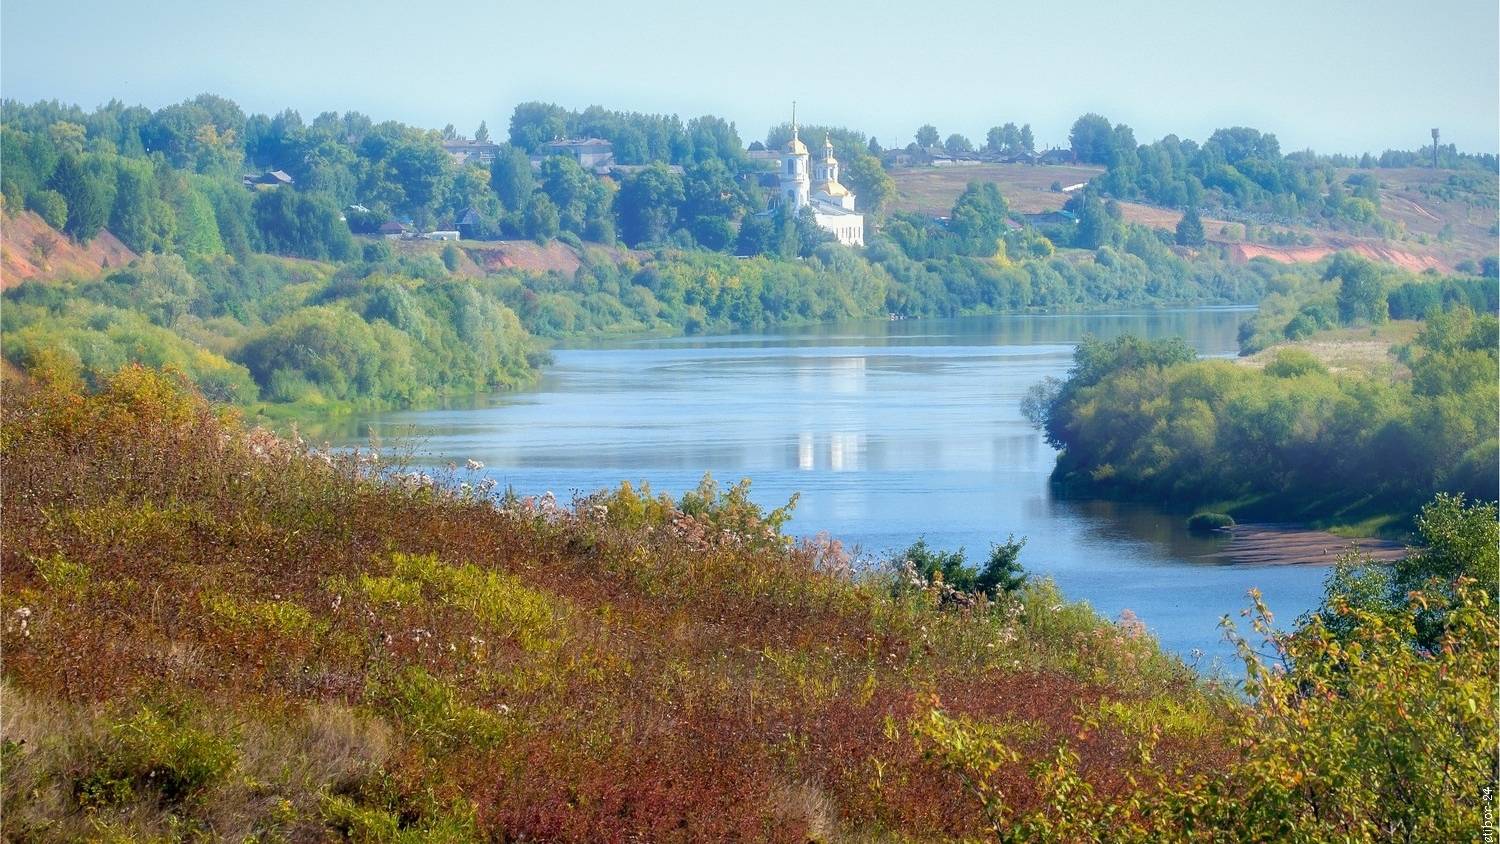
[313,309,1330,671]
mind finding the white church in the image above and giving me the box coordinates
[771,111,865,247]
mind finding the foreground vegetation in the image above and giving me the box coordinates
[2,367,1494,841]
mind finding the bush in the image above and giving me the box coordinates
[26,188,68,230]
[75,705,237,808]
[1186,512,1235,534]
[1263,348,1326,378]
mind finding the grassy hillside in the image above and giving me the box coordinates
[888,163,1105,216]
[0,367,1223,841]
[888,163,1494,271]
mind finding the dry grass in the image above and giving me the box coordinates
[0,366,1230,841]
[1238,320,1422,377]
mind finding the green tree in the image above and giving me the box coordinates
[1070,191,1120,249]
[252,189,354,260]
[474,121,490,144]
[48,153,110,242]
[681,159,742,227]
[1175,206,1205,246]
[1068,113,1115,165]
[524,193,560,243]
[489,143,534,211]
[109,158,172,253]
[949,181,1008,256]
[1019,124,1035,153]
[615,163,684,247]
[1328,252,1388,324]
[508,101,569,150]
[985,123,1020,154]
[944,134,974,155]
[843,154,895,216]
[25,189,67,230]
[915,124,939,149]
[538,155,606,235]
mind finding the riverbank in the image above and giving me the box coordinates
[1208,523,1408,566]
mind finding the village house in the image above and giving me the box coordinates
[539,138,615,169]
[243,169,293,189]
[442,137,501,167]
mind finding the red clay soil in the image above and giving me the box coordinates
[1225,241,1447,273]
[467,240,585,275]
[1,210,137,287]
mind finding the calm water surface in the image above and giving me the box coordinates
[316,310,1328,669]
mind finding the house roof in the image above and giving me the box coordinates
[543,137,613,150]
[814,180,850,198]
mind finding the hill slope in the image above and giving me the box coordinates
[0,210,137,286]
[888,163,1489,271]
[0,367,1221,841]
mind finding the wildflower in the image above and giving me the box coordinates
[1116,608,1147,639]
[330,594,342,612]
[466,459,485,471]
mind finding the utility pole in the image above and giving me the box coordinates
[1431,128,1440,169]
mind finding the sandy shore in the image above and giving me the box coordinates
[1205,523,1408,566]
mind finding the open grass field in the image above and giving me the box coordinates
[889,163,1104,216]
[1237,320,1423,378]
[887,163,1495,272]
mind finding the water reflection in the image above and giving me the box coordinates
[311,308,1328,665]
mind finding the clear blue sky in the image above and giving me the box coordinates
[3,0,1496,154]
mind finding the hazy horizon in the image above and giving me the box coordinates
[3,0,1497,155]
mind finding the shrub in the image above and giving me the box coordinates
[25,188,67,230]
[1186,512,1235,534]
[75,705,237,808]
[1263,348,1326,378]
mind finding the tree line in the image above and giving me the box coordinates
[1031,260,1498,530]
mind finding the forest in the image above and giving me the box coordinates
[2,95,1287,414]
[1032,252,1498,531]
[1065,112,1499,233]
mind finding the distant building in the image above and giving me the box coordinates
[244,169,294,189]
[767,108,864,247]
[540,138,615,169]
[442,138,501,167]
[456,207,485,240]
[1039,148,1077,165]
[1025,210,1078,226]
[379,220,412,239]
[423,230,461,241]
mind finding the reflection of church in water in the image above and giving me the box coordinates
[771,107,865,247]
